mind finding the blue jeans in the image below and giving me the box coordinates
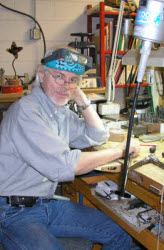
[0,197,132,250]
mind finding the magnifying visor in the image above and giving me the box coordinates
[41,48,92,75]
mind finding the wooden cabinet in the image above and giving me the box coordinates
[62,174,164,250]
[62,182,79,203]
[62,181,97,209]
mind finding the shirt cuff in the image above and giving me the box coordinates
[57,149,82,182]
[86,122,110,145]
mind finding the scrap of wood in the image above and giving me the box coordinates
[95,161,122,173]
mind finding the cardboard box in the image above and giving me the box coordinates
[108,129,127,142]
[92,36,107,52]
[139,122,160,133]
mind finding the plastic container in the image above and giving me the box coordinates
[1,85,23,94]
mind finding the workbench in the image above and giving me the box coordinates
[62,138,164,250]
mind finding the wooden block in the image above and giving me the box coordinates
[95,162,122,173]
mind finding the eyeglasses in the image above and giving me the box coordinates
[48,70,78,89]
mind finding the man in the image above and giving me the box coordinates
[0,46,140,249]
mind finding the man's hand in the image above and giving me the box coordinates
[119,139,140,158]
[71,87,105,130]
[71,87,88,106]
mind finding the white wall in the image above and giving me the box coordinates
[0,0,134,109]
[0,0,100,79]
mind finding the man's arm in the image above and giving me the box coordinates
[72,87,104,130]
[72,87,140,176]
[75,140,140,175]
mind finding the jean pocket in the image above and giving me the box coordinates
[0,206,24,223]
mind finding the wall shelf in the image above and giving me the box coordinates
[82,83,148,94]
[87,2,136,87]
[104,50,126,55]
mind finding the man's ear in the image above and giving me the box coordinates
[37,65,44,83]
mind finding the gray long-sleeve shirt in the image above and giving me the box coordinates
[0,87,109,198]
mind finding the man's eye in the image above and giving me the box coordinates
[70,78,77,83]
[56,74,62,78]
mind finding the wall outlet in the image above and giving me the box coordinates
[30,28,41,40]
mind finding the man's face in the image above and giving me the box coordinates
[39,68,79,106]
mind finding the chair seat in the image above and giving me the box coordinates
[58,237,93,250]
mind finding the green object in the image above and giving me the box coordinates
[138,39,142,49]
[147,86,155,115]
[118,34,123,51]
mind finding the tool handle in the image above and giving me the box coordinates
[149,146,156,154]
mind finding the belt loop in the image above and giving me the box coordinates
[8,196,11,205]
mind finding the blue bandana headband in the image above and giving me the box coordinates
[45,60,85,75]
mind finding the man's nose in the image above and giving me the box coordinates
[59,81,69,90]
[62,79,70,88]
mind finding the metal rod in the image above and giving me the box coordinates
[120,80,141,196]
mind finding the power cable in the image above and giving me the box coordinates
[0,2,46,56]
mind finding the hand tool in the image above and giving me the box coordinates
[129,146,164,172]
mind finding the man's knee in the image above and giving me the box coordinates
[1,222,64,250]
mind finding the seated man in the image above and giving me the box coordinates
[0,46,140,249]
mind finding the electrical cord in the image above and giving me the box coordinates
[0,2,46,56]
